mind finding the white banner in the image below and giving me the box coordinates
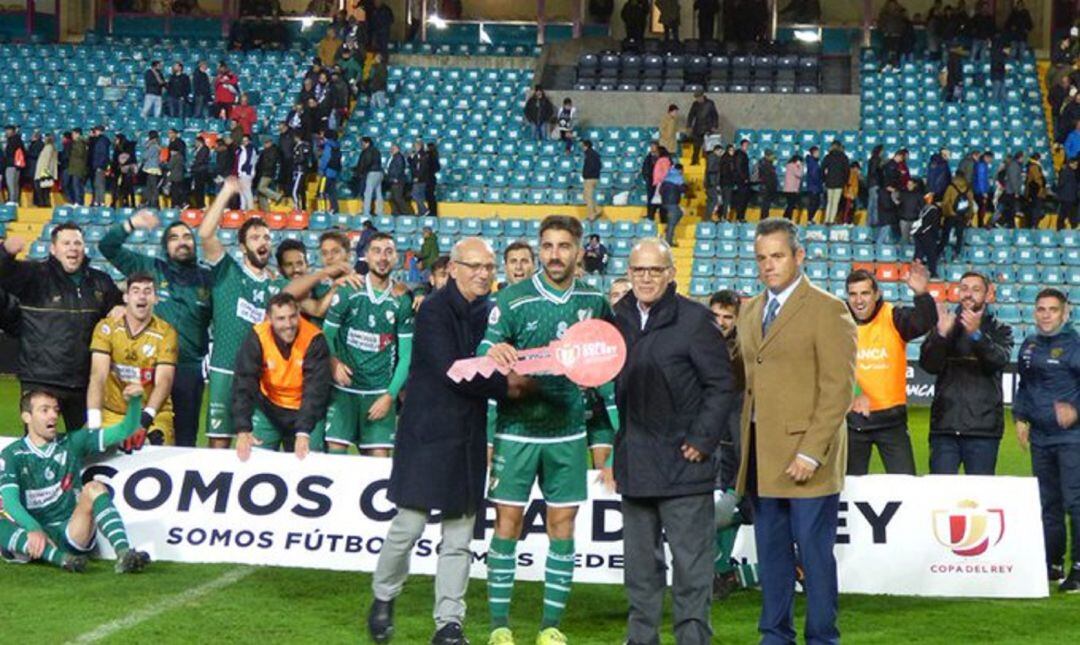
[0,440,1047,597]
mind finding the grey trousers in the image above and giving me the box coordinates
[623,493,714,645]
[372,506,475,629]
[4,167,19,204]
[93,168,107,205]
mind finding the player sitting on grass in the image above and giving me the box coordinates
[0,384,150,573]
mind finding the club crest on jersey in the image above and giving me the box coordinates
[385,311,395,324]
[489,305,501,325]
[577,309,590,322]
[101,323,111,335]
[142,344,156,357]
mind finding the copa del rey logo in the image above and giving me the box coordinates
[932,500,1006,557]
[555,339,619,369]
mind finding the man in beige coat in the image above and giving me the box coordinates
[659,104,681,155]
[736,217,856,645]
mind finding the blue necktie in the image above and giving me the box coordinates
[762,298,780,337]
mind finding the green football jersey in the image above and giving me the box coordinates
[0,432,109,531]
[307,280,334,327]
[206,253,288,372]
[323,280,414,393]
[480,273,612,440]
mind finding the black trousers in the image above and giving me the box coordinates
[191,172,210,208]
[388,181,413,215]
[782,192,800,219]
[21,380,86,433]
[759,190,775,220]
[938,214,966,259]
[171,363,205,448]
[846,424,917,476]
[1059,200,1079,230]
[913,232,941,277]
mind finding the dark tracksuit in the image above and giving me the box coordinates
[1013,327,1080,570]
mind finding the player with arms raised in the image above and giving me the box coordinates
[0,384,149,573]
[481,215,613,645]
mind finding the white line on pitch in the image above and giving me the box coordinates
[67,566,256,644]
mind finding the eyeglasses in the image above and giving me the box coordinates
[629,266,671,278]
[455,261,496,274]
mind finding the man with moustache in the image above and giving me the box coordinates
[99,209,212,447]
[920,271,1013,474]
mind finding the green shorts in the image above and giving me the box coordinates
[205,369,235,439]
[323,388,396,449]
[488,433,588,507]
[587,426,615,448]
[44,521,95,555]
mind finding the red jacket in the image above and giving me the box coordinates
[214,72,239,104]
[230,104,257,135]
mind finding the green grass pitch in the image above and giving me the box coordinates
[0,375,1075,644]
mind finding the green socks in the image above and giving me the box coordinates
[541,539,575,629]
[0,520,65,567]
[715,525,738,575]
[92,493,131,553]
[487,535,518,628]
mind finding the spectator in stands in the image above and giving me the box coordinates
[920,272,1013,475]
[877,0,906,69]
[822,140,850,225]
[524,86,554,143]
[968,1,996,62]
[317,130,341,213]
[190,136,211,209]
[142,60,165,119]
[1023,153,1047,229]
[32,133,57,208]
[556,98,577,155]
[659,104,680,157]
[652,147,673,223]
[167,138,188,209]
[3,126,25,206]
[898,179,924,245]
[621,0,649,43]
[368,0,394,55]
[213,137,232,189]
[1066,122,1080,161]
[256,137,284,211]
[695,0,720,42]
[1012,288,1080,592]
[89,126,111,208]
[231,93,258,136]
[756,149,778,220]
[878,148,907,242]
[973,150,993,226]
[841,161,861,225]
[385,142,411,215]
[898,8,916,66]
[425,142,441,217]
[1000,150,1025,228]
[1050,76,1073,134]
[418,227,439,274]
[642,141,661,223]
[141,130,163,209]
[192,60,213,119]
[63,129,87,206]
[165,62,191,120]
[362,55,386,112]
[989,39,1008,102]
[1056,157,1079,231]
[583,234,609,274]
[214,61,241,120]
[718,144,736,221]
[845,263,935,477]
[356,136,383,216]
[339,48,363,93]
[661,163,687,246]
[1004,0,1034,59]
[732,139,752,222]
[409,140,429,216]
[687,92,719,166]
[957,149,978,184]
[317,27,342,66]
[0,226,123,431]
[804,146,824,223]
[944,47,964,103]
[1058,91,1080,144]
[25,130,41,185]
[866,145,883,230]
[237,134,258,210]
[112,134,137,209]
[781,154,803,220]
[941,171,974,260]
[582,139,602,222]
[704,145,723,222]
[925,0,946,60]
[926,148,952,200]
[657,0,681,42]
[291,135,312,212]
[912,191,943,277]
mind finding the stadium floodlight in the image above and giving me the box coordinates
[427,14,448,29]
[793,28,821,43]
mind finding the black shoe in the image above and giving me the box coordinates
[1049,564,1065,582]
[367,598,395,643]
[431,622,468,645]
[61,554,88,573]
[712,571,737,600]
[1060,568,1080,593]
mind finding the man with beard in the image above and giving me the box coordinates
[274,233,361,326]
[844,263,936,476]
[322,233,413,458]
[87,273,178,446]
[920,271,1014,474]
[0,224,123,432]
[199,179,291,449]
[99,209,213,448]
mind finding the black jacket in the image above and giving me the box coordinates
[641,152,657,187]
[388,280,508,516]
[255,144,280,180]
[582,148,601,180]
[919,309,1014,437]
[687,98,719,136]
[524,95,554,126]
[355,145,382,177]
[193,68,212,98]
[166,72,191,99]
[192,145,211,175]
[613,284,735,498]
[232,326,332,437]
[386,151,407,183]
[733,149,750,186]
[847,294,937,431]
[144,67,164,95]
[822,149,851,189]
[0,249,122,389]
[0,284,19,337]
[757,157,778,193]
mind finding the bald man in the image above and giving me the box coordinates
[370,238,531,645]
